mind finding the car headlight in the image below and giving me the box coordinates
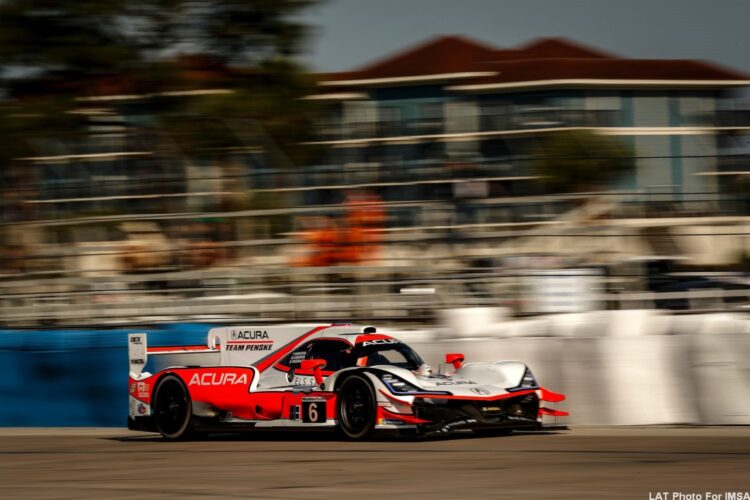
[520,369,537,388]
[380,373,422,394]
[378,373,451,396]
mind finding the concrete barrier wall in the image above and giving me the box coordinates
[0,312,748,426]
[428,308,750,426]
[690,314,750,424]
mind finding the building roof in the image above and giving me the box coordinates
[318,35,750,89]
[320,35,500,86]
[495,37,617,61]
[452,58,750,91]
[354,35,499,77]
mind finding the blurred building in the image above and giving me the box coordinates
[305,36,750,220]
[3,35,750,280]
[6,36,750,229]
[3,56,272,224]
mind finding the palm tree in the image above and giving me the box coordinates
[532,129,634,194]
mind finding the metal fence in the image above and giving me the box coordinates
[2,257,748,327]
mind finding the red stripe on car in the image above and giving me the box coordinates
[254,324,333,373]
[147,345,214,353]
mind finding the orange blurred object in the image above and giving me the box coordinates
[293,190,385,267]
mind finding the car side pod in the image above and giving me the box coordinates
[301,359,327,386]
[445,353,465,370]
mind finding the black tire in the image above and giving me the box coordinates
[337,374,377,440]
[153,375,195,440]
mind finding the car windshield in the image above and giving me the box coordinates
[352,342,425,370]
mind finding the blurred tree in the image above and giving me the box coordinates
[159,1,317,65]
[532,130,635,193]
[159,59,319,166]
[0,97,87,222]
[0,0,322,222]
[0,0,317,95]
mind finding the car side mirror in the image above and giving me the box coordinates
[301,359,327,385]
[445,353,464,370]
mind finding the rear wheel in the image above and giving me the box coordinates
[337,375,376,440]
[153,375,194,440]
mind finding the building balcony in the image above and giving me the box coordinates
[713,110,750,128]
[316,110,621,142]
[480,108,621,132]
[315,118,444,142]
[378,118,444,137]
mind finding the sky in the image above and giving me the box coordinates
[302,0,750,74]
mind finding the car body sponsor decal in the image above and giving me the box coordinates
[361,338,401,347]
[188,372,249,386]
[435,380,477,386]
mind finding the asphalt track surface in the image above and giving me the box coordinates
[0,427,748,499]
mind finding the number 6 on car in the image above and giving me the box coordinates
[127,323,567,440]
[303,399,326,423]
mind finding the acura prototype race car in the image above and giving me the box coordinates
[128,323,567,440]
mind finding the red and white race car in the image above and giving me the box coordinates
[128,323,567,440]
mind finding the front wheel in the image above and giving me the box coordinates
[337,375,377,440]
[153,375,195,440]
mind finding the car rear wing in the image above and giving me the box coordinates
[128,333,219,378]
[128,333,148,377]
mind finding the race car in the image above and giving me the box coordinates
[127,323,567,440]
